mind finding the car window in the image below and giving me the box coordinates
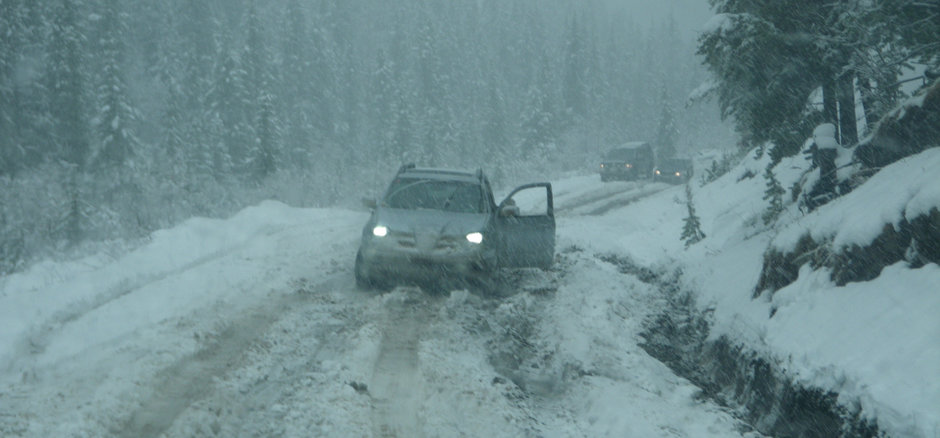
[384,178,484,213]
[605,149,633,160]
[505,186,549,216]
[663,159,691,170]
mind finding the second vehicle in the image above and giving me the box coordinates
[653,157,694,184]
[599,141,655,182]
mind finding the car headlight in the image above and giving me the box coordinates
[466,232,483,244]
[655,170,661,175]
[625,163,632,168]
[675,172,681,176]
[372,225,388,237]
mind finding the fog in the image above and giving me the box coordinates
[602,0,714,39]
[1,0,733,265]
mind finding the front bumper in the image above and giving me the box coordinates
[358,236,495,283]
[600,168,639,180]
[654,174,689,184]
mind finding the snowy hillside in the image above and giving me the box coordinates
[570,148,940,438]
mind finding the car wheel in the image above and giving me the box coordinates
[600,174,609,182]
[471,266,500,297]
[354,250,376,290]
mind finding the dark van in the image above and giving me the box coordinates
[599,142,655,182]
[653,158,694,184]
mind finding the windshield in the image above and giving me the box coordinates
[384,177,485,213]
[605,148,635,160]
[662,159,691,170]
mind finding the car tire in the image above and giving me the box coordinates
[600,174,609,182]
[354,250,377,290]
[471,266,500,297]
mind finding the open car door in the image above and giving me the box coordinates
[496,183,555,269]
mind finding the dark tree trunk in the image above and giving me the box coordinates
[822,79,838,127]
[837,73,858,146]
[856,75,877,135]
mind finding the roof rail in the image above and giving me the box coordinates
[397,163,416,174]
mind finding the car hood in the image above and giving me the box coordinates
[375,208,489,236]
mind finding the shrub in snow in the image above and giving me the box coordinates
[681,184,706,249]
[700,152,738,185]
[761,163,785,226]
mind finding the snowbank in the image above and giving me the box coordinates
[0,201,364,373]
[773,147,940,251]
[561,147,939,437]
[767,263,940,436]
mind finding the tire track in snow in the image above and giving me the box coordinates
[553,181,671,217]
[117,273,351,438]
[581,183,672,216]
[553,181,643,213]
[370,288,437,438]
[9,246,242,369]
[6,220,331,374]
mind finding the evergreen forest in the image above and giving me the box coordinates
[1,0,722,272]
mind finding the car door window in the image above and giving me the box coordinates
[506,187,549,216]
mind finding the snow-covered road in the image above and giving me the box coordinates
[1,176,755,437]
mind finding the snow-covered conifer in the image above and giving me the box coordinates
[93,0,139,171]
[681,183,706,248]
[762,162,785,226]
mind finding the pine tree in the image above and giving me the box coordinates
[697,4,822,156]
[762,163,785,226]
[415,15,447,166]
[308,11,335,146]
[47,0,89,170]
[681,184,706,248]
[562,15,588,121]
[209,44,251,176]
[93,0,139,171]
[699,0,933,156]
[252,91,278,182]
[280,0,314,170]
[0,0,19,176]
[154,0,215,180]
[390,94,414,164]
[519,53,557,159]
[46,0,90,246]
[654,88,678,159]
[483,84,509,163]
[243,2,279,182]
[0,1,20,176]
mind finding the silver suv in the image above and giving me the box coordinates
[354,164,555,290]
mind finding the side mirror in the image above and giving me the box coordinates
[499,204,520,217]
[362,198,377,209]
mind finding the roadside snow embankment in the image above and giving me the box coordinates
[566,147,939,437]
[772,147,940,255]
[693,149,940,438]
[0,200,362,375]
